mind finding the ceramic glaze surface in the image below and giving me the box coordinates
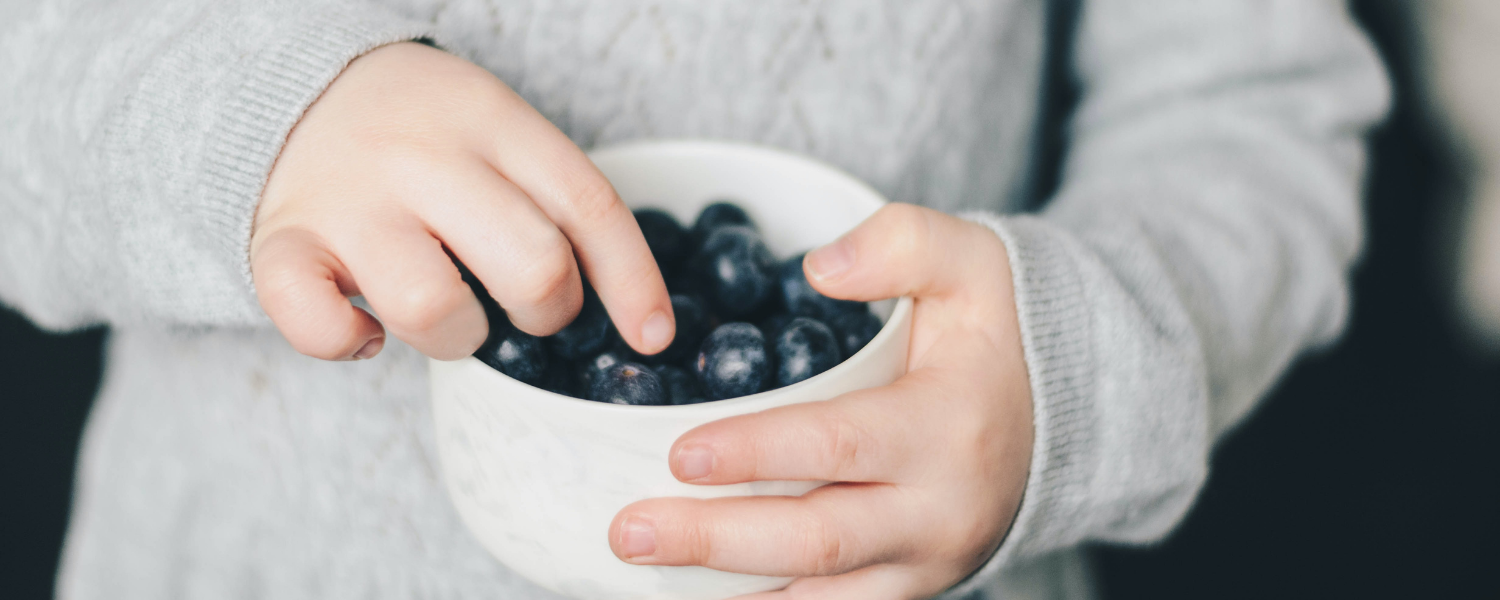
[429,141,913,600]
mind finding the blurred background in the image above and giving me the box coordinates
[1,1,1496,598]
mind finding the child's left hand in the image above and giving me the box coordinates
[609,204,1035,600]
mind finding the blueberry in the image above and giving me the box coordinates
[665,270,702,297]
[695,322,771,400]
[778,253,866,320]
[829,310,883,357]
[691,201,755,249]
[453,256,482,293]
[758,313,793,342]
[689,226,777,319]
[577,349,628,395]
[539,358,580,398]
[475,320,548,384]
[634,208,690,275]
[605,335,654,367]
[652,364,704,405]
[655,294,710,364]
[773,317,842,387]
[590,362,668,406]
[546,289,615,360]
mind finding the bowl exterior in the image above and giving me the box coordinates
[428,141,910,600]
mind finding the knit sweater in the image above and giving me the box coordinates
[0,1,1388,598]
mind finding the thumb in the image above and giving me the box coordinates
[803,203,1009,301]
[252,227,388,361]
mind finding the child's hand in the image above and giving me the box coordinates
[251,42,673,361]
[609,205,1034,599]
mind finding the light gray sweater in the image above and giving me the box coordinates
[0,1,1388,598]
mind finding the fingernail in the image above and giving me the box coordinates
[806,237,854,281]
[641,310,673,353]
[620,517,656,559]
[353,337,384,360]
[677,446,714,480]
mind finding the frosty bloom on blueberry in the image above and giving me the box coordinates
[474,320,548,385]
[695,322,771,400]
[589,362,668,406]
[651,364,703,405]
[690,201,753,250]
[773,317,842,387]
[690,226,778,319]
[467,200,886,404]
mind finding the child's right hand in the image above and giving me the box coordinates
[249,42,674,362]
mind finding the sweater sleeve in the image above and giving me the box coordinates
[0,0,434,330]
[946,0,1389,593]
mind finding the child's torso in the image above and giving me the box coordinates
[386,0,1047,213]
[59,2,1069,598]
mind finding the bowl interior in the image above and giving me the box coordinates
[592,140,896,328]
[593,141,883,260]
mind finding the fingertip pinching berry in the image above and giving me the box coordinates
[473,200,885,404]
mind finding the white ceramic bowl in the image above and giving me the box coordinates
[428,140,913,600]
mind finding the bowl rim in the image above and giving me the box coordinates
[587,138,891,206]
[443,139,913,414]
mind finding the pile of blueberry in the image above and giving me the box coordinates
[468,202,884,406]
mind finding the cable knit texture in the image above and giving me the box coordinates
[0,1,1388,599]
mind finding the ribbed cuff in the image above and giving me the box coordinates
[197,4,435,294]
[940,213,1099,598]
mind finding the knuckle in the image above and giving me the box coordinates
[513,239,577,308]
[253,261,303,309]
[878,204,931,259]
[806,513,848,575]
[557,175,622,225]
[257,276,344,360]
[820,412,871,479]
[686,512,717,565]
[383,278,465,334]
[251,237,357,360]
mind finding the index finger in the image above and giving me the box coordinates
[480,86,674,355]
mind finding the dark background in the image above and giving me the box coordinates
[1,1,1495,598]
